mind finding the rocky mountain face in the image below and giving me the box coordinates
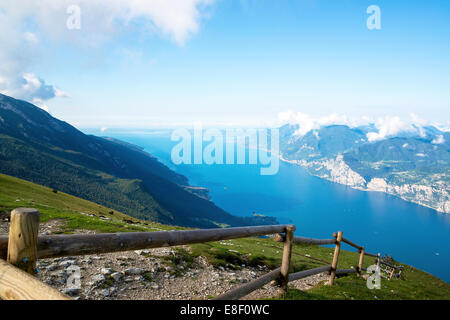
[0,93,273,228]
[280,124,450,214]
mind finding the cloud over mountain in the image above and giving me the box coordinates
[278,111,359,137]
[366,116,414,142]
[278,111,448,142]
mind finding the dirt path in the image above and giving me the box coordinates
[34,249,328,300]
[1,220,328,300]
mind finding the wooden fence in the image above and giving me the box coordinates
[0,208,393,300]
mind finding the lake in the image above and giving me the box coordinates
[84,129,450,283]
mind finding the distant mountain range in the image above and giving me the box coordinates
[279,123,450,213]
[0,93,275,228]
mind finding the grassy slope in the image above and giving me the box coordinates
[0,173,449,300]
[279,268,450,300]
[0,172,177,233]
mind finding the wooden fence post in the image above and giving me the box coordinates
[7,208,40,275]
[357,247,365,277]
[376,253,381,267]
[329,231,343,285]
[388,268,395,280]
[279,225,295,293]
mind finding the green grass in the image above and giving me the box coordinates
[0,172,176,233]
[1,172,449,300]
[278,265,450,300]
[189,238,376,272]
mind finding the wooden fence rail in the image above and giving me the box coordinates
[288,265,332,282]
[0,208,390,300]
[214,268,282,300]
[364,252,379,258]
[274,234,336,245]
[380,260,404,270]
[0,225,289,260]
[342,237,363,250]
[335,268,358,276]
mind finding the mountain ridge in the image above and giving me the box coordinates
[0,93,275,228]
[279,123,450,213]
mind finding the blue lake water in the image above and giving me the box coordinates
[84,129,450,282]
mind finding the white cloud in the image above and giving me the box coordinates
[432,135,445,145]
[409,113,429,138]
[0,0,214,103]
[366,116,415,142]
[278,111,365,137]
[1,0,214,45]
[23,32,39,45]
[2,73,69,103]
[366,115,448,142]
[278,110,296,123]
[37,103,49,113]
[434,121,450,133]
[410,113,428,127]
[316,113,352,127]
[277,111,445,143]
[293,113,318,136]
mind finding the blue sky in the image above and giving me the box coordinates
[0,0,449,129]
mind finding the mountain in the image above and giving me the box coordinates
[280,124,368,159]
[0,93,275,228]
[279,124,450,214]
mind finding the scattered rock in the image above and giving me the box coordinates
[101,268,114,275]
[62,288,80,296]
[124,268,144,275]
[99,289,110,297]
[52,270,67,278]
[59,260,76,268]
[7,239,328,300]
[111,272,122,282]
[90,274,105,285]
[47,263,58,271]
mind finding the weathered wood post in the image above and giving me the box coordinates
[357,247,365,277]
[375,253,381,279]
[388,268,395,280]
[273,233,285,243]
[279,225,295,293]
[329,231,343,285]
[7,208,40,274]
[376,253,381,267]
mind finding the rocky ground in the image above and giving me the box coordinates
[1,220,329,300]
